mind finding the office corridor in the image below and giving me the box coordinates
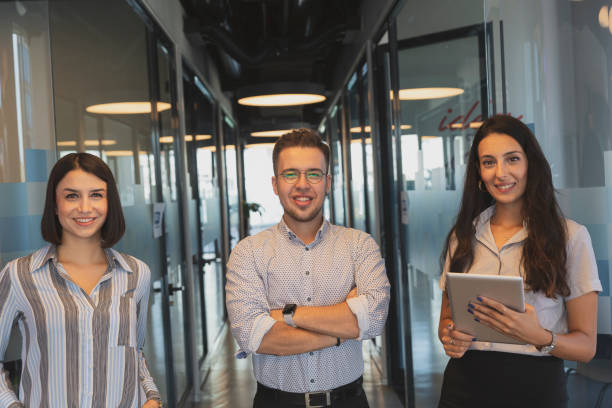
[190,326,404,408]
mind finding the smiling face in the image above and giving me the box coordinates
[56,169,108,245]
[272,146,331,229]
[478,132,528,209]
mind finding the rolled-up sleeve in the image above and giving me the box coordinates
[226,238,277,354]
[347,232,390,340]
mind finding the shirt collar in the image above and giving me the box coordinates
[29,245,133,274]
[278,217,330,245]
[474,205,528,249]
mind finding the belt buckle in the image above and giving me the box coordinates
[304,390,331,408]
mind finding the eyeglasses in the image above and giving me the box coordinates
[279,169,327,184]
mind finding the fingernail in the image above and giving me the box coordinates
[474,318,480,322]
[477,296,483,302]
[467,309,474,314]
[468,303,475,309]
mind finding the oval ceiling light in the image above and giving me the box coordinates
[84,140,117,146]
[398,87,464,100]
[251,129,292,137]
[238,82,326,107]
[350,126,372,133]
[86,101,171,114]
[238,94,326,107]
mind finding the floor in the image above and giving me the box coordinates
[189,326,404,408]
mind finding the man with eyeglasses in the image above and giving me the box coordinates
[226,129,390,408]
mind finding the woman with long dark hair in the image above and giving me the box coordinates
[437,115,601,407]
[0,153,161,407]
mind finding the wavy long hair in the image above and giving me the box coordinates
[441,115,569,298]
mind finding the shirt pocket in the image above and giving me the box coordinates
[115,293,138,347]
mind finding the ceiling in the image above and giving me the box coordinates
[180,0,364,136]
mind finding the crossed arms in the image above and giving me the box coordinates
[258,288,360,355]
[225,232,390,357]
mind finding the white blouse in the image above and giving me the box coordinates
[440,205,602,356]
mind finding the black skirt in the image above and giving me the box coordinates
[438,350,567,408]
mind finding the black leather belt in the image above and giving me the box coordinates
[256,376,364,407]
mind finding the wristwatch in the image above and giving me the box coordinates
[282,304,297,327]
[536,330,557,354]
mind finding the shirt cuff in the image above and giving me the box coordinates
[346,295,369,340]
[248,314,278,354]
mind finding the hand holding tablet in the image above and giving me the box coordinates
[446,272,526,344]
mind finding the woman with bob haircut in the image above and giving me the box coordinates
[0,153,161,407]
[437,115,601,407]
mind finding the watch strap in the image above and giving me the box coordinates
[283,312,296,327]
[537,330,557,353]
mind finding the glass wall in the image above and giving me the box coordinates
[0,0,55,383]
[328,105,347,226]
[381,0,612,406]
[47,0,189,404]
[183,70,225,359]
[347,73,367,231]
[222,115,240,251]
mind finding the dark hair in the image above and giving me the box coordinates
[41,153,125,248]
[441,114,569,298]
[272,129,330,175]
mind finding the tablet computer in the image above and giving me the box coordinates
[446,272,526,344]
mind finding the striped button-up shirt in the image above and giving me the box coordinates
[226,218,390,393]
[0,245,161,407]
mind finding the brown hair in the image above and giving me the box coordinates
[41,153,125,248]
[441,114,569,298]
[272,129,330,175]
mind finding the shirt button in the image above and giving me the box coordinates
[305,271,310,276]
[309,352,314,356]
[305,247,309,251]
[310,379,315,383]
[307,297,311,302]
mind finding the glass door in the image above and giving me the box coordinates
[154,39,190,405]
[183,70,225,362]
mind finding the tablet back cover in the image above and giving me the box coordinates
[446,272,526,345]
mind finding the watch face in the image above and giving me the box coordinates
[283,304,297,315]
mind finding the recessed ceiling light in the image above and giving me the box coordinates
[469,121,483,128]
[104,150,134,157]
[238,93,326,107]
[398,87,464,100]
[84,140,117,146]
[350,126,372,133]
[57,141,77,147]
[86,102,171,114]
[159,136,174,144]
[251,129,291,137]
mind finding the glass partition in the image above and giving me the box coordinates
[484,1,612,405]
[183,70,225,360]
[223,115,240,251]
[329,105,347,226]
[347,73,367,231]
[0,0,55,384]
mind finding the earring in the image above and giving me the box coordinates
[478,180,485,192]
